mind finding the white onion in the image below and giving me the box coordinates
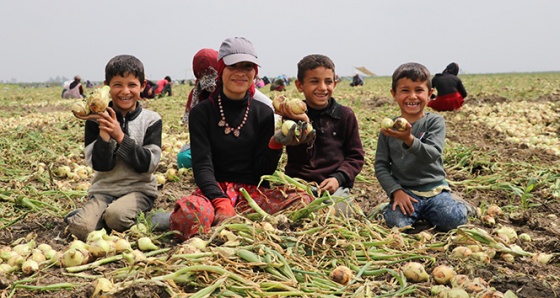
[21,259,39,275]
[86,229,107,243]
[114,238,132,253]
[432,264,455,285]
[137,237,158,251]
[88,239,114,258]
[450,246,472,259]
[401,262,429,283]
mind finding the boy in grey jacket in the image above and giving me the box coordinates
[65,55,162,240]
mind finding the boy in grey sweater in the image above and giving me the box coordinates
[374,62,476,232]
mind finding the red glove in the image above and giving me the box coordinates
[212,198,236,225]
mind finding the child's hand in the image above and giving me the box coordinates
[319,177,339,194]
[392,189,418,216]
[273,121,315,146]
[380,124,414,147]
[72,111,103,121]
[96,108,125,143]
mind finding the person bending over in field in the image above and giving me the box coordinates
[64,55,162,241]
[62,75,85,99]
[374,62,477,233]
[271,54,365,217]
[428,62,467,111]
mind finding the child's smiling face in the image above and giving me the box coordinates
[295,66,337,110]
[391,77,432,121]
[106,73,145,115]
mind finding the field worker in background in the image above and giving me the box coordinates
[375,62,478,233]
[429,62,467,111]
[62,75,85,99]
[270,77,286,91]
[155,75,173,97]
[141,79,157,99]
[178,47,279,169]
[163,37,313,241]
[271,54,365,217]
[350,73,364,87]
[65,55,163,241]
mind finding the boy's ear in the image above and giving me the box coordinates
[104,80,108,86]
[141,80,147,89]
[390,89,396,100]
[428,87,434,98]
[295,79,303,92]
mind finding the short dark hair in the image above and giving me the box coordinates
[391,62,431,91]
[164,76,172,82]
[297,54,335,82]
[105,55,145,84]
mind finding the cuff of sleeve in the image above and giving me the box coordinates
[330,172,348,187]
[116,135,135,158]
[268,137,284,150]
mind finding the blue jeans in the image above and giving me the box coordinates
[383,189,467,232]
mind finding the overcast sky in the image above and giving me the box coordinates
[1,0,559,83]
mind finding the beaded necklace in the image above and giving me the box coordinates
[217,94,250,137]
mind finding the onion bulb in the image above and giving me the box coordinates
[88,239,115,258]
[481,215,496,226]
[501,253,515,263]
[137,237,158,251]
[519,233,532,243]
[470,251,490,263]
[21,259,39,275]
[281,120,297,136]
[62,248,90,267]
[114,238,132,253]
[68,239,89,251]
[185,237,209,250]
[380,118,394,129]
[401,262,429,282]
[446,288,469,298]
[86,229,107,243]
[432,264,455,285]
[44,249,58,261]
[450,246,472,259]
[450,274,470,288]
[93,277,114,297]
[493,226,517,243]
[532,252,554,265]
[37,243,52,253]
[485,204,504,217]
[8,254,24,267]
[87,86,110,114]
[273,95,307,115]
[330,265,353,285]
[30,249,46,263]
[71,103,88,116]
[393,118,409,131]
[0,264,14,274]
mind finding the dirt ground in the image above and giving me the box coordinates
[1,94,559,298]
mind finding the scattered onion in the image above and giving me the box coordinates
[330,265,353,285]
[137,237,158,251]
[450,246,472,259]
[401,262,429,283]
[21,259,39,275]
[432,264,455,285]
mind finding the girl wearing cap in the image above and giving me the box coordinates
[429,62,468,111]
[169,37,314,241]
